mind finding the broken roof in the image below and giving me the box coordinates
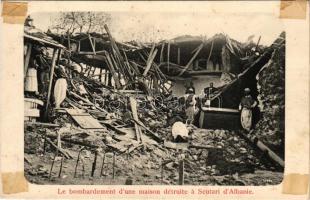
[24,26,66,49]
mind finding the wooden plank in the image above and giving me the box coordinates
[160,43,165,63]
[99,68,103,82]
[167,41,170,72]
[25,122,60,127]
[177,47,180,65]
[70,115,104,129]
[24,98,44,105]
[24,43,32,79]
[207,40,214,66]
[104,52,122,89]
[178,43,204,76]
[66,108,90,116]
[129,97,143,143]
[44,48,58,120]
[88,34,96,55]
[143,49,158,76]
[68,91,108,114]
[66,109,105,129]
[24,109,40,117]
[45,138,72,159]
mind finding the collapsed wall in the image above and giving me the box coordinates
[255,43,285,157]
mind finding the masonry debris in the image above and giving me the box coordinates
[24,16,285,185]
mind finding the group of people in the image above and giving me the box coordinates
[182,82,257,131]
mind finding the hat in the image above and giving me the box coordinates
[244,88,251,93]
[72,63,80,72]
[186,88,194,94]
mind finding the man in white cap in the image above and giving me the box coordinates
[239,88,257,131]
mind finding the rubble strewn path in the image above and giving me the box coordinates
[24,122,283,185]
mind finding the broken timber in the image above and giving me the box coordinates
[178,43,204,76]
[66,109,105,129]
[129,97,143,143]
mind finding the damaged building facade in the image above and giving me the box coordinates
[24,15,285,185]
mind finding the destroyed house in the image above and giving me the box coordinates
[23,20,286,182]
[43,27,281,130]
[24,26,66,122]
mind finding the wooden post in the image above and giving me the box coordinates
[100,153,106,177]
[91,150,98,177]
[93,38,96,51]
[99,68,103,82]
[24,43,32,79]
[88,34,96,55]
[160,43,165,63]
[74,148,83,178]
[58,155,64,178]
[167,42,170,72]
[178,43,203,76]
[44,48,59,120]
[177,47,180,65]
[49,152,57,180]
[108,72,112,87]
[105,70,108,85]
[178,159,184,185]
[112,151,116,179]
[104,52,121,89]
[143,49,158,76]
[161,159,164,184]
[87,66,93,77]
[67,34,71,51]
[255,36,261,51]
[207,40,214,70]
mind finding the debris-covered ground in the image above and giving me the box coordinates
[24,120,283,185]
[24,17,285,186]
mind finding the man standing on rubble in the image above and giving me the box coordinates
[184,87,199,124]
[201,82,217,107]
[239,88,257,131]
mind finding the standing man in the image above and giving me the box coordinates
[201,82,217,107]
[184,87,199,124]
[239,88,257,131]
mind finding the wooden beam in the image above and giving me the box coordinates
[129,97,143,143]
[88,34,96,55]
[104,52,121,89]
[255,36,261,51]
[143,49,158,76]
[105,70,108,85]
[160,43,165,63]
[178,43,203,76]
[167,41,170,72]
[67,34,71,52]
[99,68,103,82]
[44,48,59,120]
[177,47,180,65]
[207,40,214,66]
[147,43,155,63]
[87,66,93,77]
[178,159,184,185]
[68,91,108,114]
[45,138,72,159]
[24,43,32,79]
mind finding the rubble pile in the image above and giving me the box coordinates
[255,44,285,156]
[24,18,285,185]
[25,123,277,185]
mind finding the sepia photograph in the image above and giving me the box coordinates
[23,11,285,186]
